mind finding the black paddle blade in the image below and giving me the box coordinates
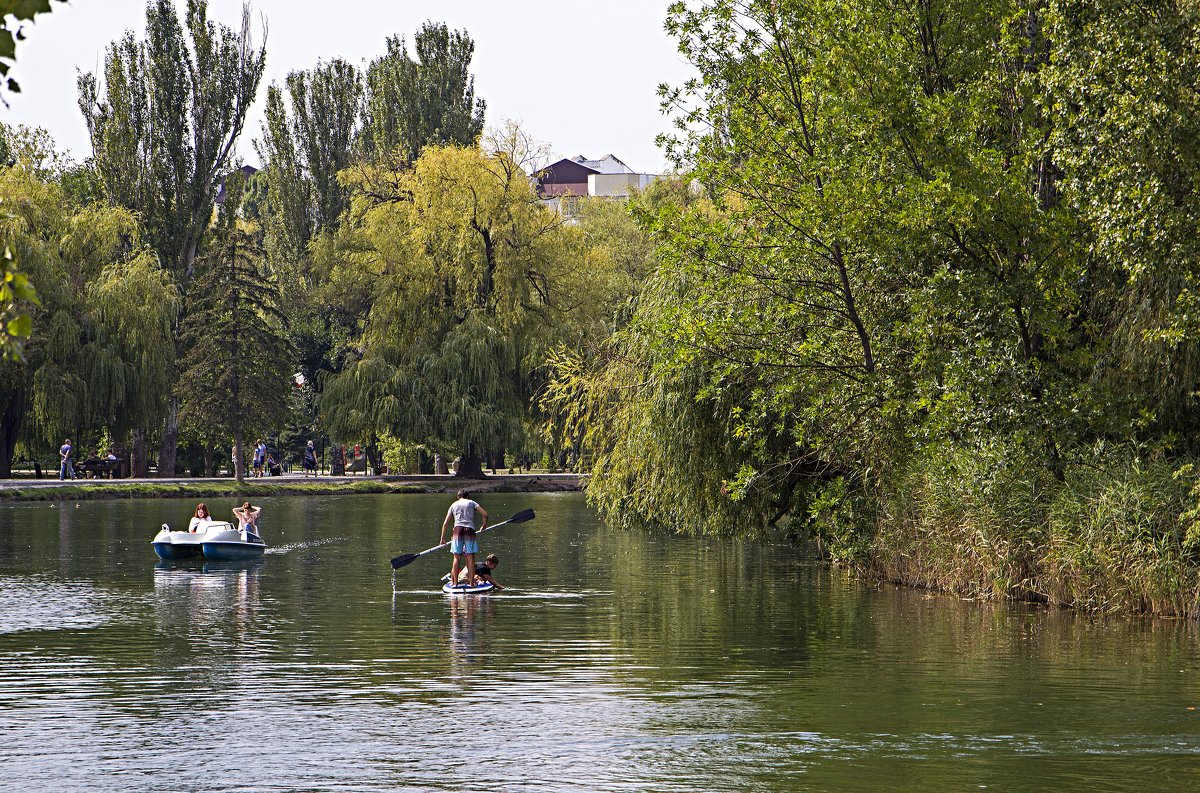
[390,552,419,569]
[508,508,535,523]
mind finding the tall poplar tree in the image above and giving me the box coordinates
[77,0,266,476]
[360,22,486,164]
[255,58,362,262]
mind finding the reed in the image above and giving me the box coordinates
[870,444,1200,617]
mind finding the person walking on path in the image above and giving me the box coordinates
[252,439,266,478]
[303,441,318,477]
[440,490,488,589]
[59,439,75,481]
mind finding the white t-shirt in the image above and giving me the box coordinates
[188,516,212,533]
[447,498,478,529]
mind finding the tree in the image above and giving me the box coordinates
[559,0,1105,551]
[0,153,177,476]
[78,0,266,476]
[323,141,585,477]
[1043,0,1200,446]
[255,58,362,262]
[360,22,485,165]
[175,172,295,482]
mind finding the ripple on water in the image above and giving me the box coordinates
[264,536,347,554]
[0,575,118,634]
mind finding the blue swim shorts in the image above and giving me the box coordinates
[450,537,479,555]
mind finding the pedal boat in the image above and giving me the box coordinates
[151,521,228,560]
[201,525,267,560]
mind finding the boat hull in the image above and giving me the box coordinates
[152,541,203,560]
[201,528,266,560]
[150,523,225,561]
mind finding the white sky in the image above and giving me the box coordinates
[2,0,696,173]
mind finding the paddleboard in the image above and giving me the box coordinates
[441,580,495,595]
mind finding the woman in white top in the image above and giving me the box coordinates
[232,501,262,537]
[187,503,213,533]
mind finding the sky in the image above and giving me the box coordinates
[2,0,697,174]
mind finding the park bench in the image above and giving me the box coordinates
[76,459,126,479]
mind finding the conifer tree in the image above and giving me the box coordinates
[176,173,295,482]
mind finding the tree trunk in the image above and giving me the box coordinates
[455,444,486,479]
[157,397,179,478]
[203,444,214,477]
[366,436,379,475]
[130,429,147,477]
[0,387,25,478]
[233,431,245,482]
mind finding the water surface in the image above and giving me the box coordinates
[0,493,1198,791]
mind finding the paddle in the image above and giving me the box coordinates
[389,508,535,569]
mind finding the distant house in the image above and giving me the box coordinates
[535,154,658,210]
[215,164,259,204]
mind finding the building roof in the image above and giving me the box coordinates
[215,164,260,204]
[570,154,633,174]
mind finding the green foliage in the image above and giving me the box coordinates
[255,58,363,263]
[78,0,266,279]
[78,0,267,475]
[539,0,1200,614]
[360,22,486,165]
[175,173,296,480]
[322,142,604,472]
[0,158,177,472]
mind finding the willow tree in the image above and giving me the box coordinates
[553,0,1105,552]
[360,22,486,165]
[323,142,586,477]
[77,0,266,476]
[176,173,295,482]
[0,159,177,476]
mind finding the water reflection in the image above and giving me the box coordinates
[447,593,494,669]
[0,494,1199,792]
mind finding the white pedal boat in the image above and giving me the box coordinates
[151,521,232,560]
[201,526,267,560]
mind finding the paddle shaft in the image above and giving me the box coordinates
[390,508,534,569]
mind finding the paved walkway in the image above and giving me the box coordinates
[0,471,583,490]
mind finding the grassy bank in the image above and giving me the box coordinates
[0,476,583,502]
[866,443,1200,617]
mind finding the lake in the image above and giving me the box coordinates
[0,492,1198,791]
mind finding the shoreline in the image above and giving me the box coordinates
[0,473,585,502]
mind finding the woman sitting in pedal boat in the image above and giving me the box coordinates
[232,501,262,535]
[187,503,213,533]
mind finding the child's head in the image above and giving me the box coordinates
[485,554,499,569]
[457,489,470,500]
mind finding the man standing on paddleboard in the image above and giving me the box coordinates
[441,490,488,588]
